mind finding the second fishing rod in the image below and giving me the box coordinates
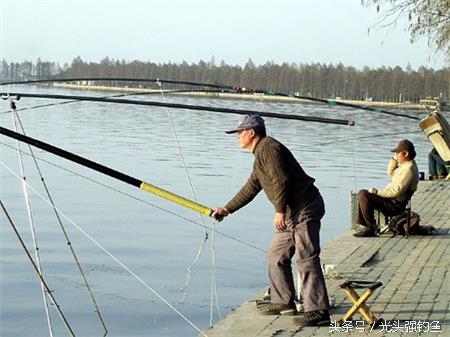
[1,76,420,121]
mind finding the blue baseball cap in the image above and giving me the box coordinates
[225,114,265,134]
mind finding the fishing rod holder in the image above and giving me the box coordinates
[0,94,20,110]
[1,94,20,101]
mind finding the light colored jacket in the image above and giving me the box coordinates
[377,159,419,202]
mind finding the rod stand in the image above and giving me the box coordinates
[1,94,21,102]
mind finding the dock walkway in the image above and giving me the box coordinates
[202,181,450,337]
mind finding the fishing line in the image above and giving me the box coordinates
[349,128,358,192]
[1,99,78,114]
[0,160,209,337]
[0,201,76,337]
[320,104,347,221]
[0,140,266,253]
[13,109,109,336]
[158,81,223,320]
[209,220,223,327]
[255,92,276,136]
[10,103,55,337]
[256,92,268,109]
[311,129,421,147]
[157,80,211,306]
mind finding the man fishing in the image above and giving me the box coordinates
[212,114,331,326]
[353,139,419,237]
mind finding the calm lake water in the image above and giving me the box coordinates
[0,85,438,337]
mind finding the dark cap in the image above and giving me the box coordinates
[225,114,265,134]
[391,139,415,154]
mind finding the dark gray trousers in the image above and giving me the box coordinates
[267,193,330,312]
[356,189,406,229]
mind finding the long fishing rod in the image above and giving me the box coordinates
[0,88,225,114]
[0,182,208,337]
[0,77,420,120]
[0,91,355,126]
[0,139,267,253]
[0,92,354,126]
[0,126,213,216]
[0,77,235,89]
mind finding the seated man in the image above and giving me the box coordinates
[428,147,449,179]
[354,139,419,237]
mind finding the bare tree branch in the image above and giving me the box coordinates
[362,0,450,59]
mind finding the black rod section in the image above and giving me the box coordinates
[0,76,420,120]
[0,92,354,126]
[0,126,142,187]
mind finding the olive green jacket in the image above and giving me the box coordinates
[225,136,318,218]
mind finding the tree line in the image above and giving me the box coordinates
[1,57,449,102]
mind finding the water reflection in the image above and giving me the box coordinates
[0,84,443,337]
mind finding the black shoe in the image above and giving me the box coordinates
[297,310,331,327]
[353,227,377,237]
[257,303,297,316]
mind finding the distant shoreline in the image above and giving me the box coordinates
[53,83,425,110]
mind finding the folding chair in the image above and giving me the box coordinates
[338,280,383,326]
[350,191,412,235]
[381,196,413,235]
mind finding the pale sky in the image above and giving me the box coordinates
[0,0,447,69]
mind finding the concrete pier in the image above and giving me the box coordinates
[201,181,450,336]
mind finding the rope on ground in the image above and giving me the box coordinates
[0,160,209,337]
